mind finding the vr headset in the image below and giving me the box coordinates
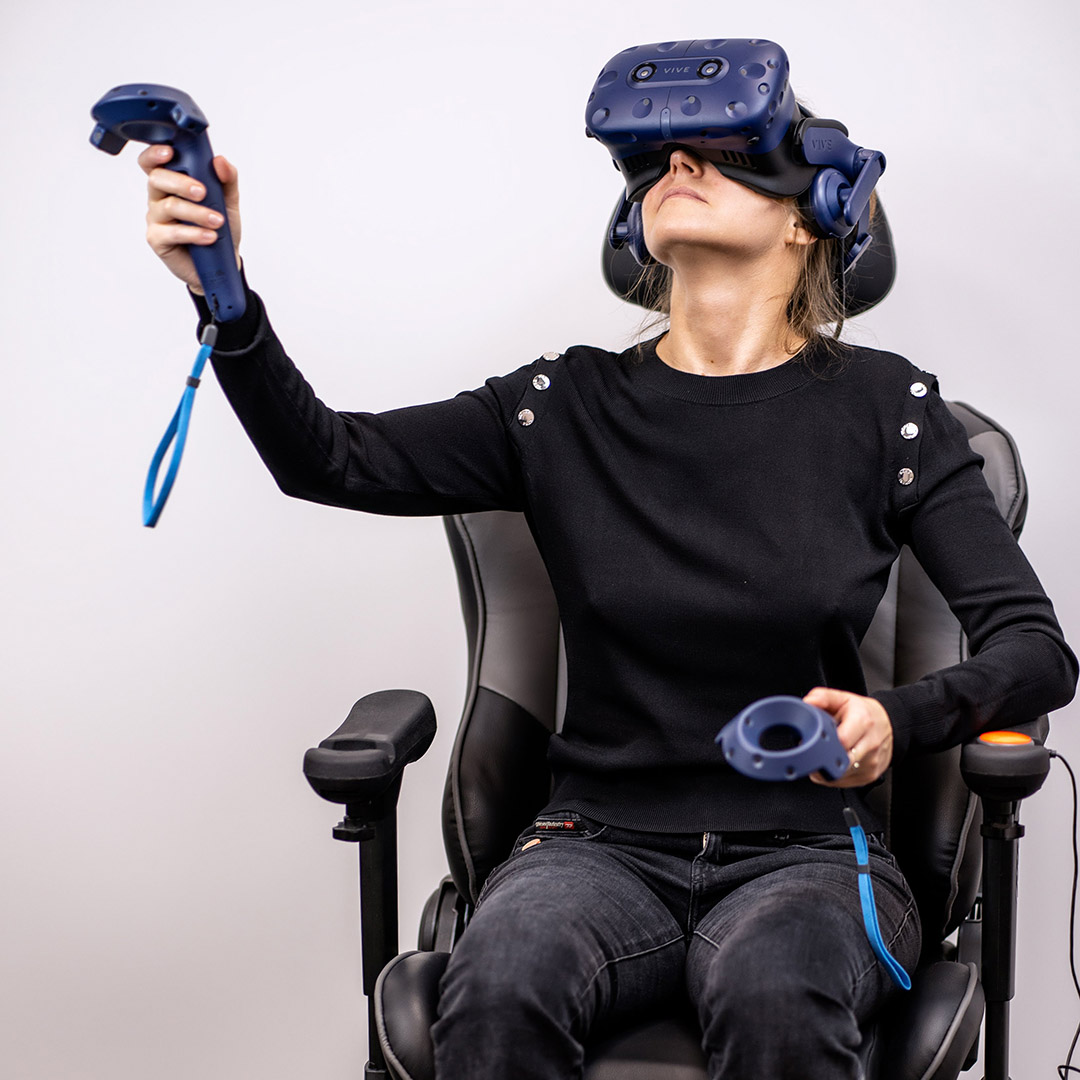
[587,39,894,315]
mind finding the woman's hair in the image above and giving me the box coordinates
[632,193,877,357]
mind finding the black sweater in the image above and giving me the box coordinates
[194,283,1077,834]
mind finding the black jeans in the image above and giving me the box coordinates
[431,813,921,1079]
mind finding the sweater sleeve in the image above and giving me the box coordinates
[872,388,1077,758]
[189,277,530,516]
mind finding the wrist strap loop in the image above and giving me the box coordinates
[142,326,215,527]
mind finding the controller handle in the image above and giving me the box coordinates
[716,695,850,781]
[90,84,245,322]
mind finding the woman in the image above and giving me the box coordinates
[137,87,1075,1078]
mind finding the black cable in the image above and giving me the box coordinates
[1052,748,1080,1079]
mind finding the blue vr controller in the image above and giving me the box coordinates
[716,695,850,781]
[90,84,245,322]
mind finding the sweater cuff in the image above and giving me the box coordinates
[188,259,263,353]
[871,687,914,762]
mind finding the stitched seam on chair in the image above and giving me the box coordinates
[448,515,485,902]
[942,792,978,931]
[918,964,979,1080]
[573,934,686,1022]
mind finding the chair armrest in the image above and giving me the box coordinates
[303,689,436,805]
[960,722,1051,803]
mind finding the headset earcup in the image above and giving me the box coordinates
[626,200,652,266]
[807,168,854,239]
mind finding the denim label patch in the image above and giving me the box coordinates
[534,818,580,832]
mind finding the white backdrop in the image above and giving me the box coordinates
[3,1,1079,1076]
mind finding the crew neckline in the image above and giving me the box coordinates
[632,336,818,405]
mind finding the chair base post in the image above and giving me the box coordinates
[980,800,1020,1080]
[331,779,404,1079]
[358,805,399,1075]
[962,735,1050,1080]
[357,807,400,999]
[982,999,1010,1080]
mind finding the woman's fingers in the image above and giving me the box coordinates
[803,687,894,787]
[137,144,241,291]
[137,143,172,174]
[211,155,241,249]
[213,153,237,189]
[146,192,221,264]
[147,192,224,230]
[141,145,227,227]
[148,222,220,249]
[147,172,212,204]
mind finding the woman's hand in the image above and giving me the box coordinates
[139,145,241,295]
[803,687,894,787]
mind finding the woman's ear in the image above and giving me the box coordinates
[786,213,817,248]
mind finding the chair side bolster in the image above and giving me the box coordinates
[878,961,984,1080]
[375,950,448,1080]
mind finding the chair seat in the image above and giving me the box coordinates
[877,961,984,1080]
[584,1013,706,1079]
[374,949,983,1080]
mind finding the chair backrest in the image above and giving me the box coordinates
[440,400,1028,951]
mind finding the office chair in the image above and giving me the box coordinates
[302,399,1051,1080]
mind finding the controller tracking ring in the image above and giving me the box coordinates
[716,695,850,782]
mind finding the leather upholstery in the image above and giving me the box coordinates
[442,513,562,904]
[877,962,984,1080]
[376,951,448,1080]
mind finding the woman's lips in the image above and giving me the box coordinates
[660,186,707,206]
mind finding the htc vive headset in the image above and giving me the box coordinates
[587,39,895,315]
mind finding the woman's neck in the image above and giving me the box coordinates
[655,257,805,377]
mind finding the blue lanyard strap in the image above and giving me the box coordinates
[143,324,217,527]
[843,805,912,990]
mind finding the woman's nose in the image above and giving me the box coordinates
[667,148,705,175]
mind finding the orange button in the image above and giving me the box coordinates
[979,731,1033,746]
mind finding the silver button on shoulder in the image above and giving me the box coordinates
[901,423,920,440]
[517,409,535,427]
[532,374,551,391]
[541,351,562,362]
[909,381,928,398]
[898,468,915,486]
